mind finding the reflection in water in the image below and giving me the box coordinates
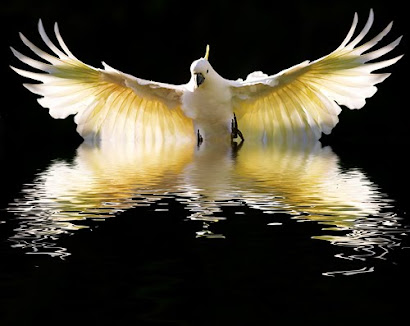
[6,140,407,274]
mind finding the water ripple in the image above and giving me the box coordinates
[4,140,408,274]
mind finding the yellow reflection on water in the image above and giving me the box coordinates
[7,140,406,272]
[235,142,384,225]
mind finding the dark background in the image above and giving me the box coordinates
[1,1,409,325]
[1,0,408,209]
[0,0,408,146]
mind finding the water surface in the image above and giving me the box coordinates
[4,140,408,276]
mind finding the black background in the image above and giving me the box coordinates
[2,0,408,209]
[0,0,408,146]
[1,1,409,325]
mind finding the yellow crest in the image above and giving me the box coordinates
[204,44,210,60]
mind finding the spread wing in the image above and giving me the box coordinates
[231,10,403,143]
[10,20,194,142]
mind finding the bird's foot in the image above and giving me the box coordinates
[231,137,244,154]
[197,129,203,147]
[231,113,244,143]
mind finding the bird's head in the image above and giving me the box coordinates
[190,45,217,88]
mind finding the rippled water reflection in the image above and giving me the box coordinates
[5,140,408,275]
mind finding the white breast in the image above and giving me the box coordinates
[182,81,233,141]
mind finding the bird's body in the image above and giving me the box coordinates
[183,59,234,141]
[10,10,403,144]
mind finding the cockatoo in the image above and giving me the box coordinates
[10,9,402,144]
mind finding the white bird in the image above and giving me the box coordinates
[10,9,402,144]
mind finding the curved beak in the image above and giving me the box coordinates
[194,73,205,87]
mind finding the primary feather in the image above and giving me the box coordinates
[10,10,402,143]
[11,20,194,143]
[231,9,403,142]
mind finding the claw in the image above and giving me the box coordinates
[231,137,244,155]
[197,129,203,146]
[231,113,244,143]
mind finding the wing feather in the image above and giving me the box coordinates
[11,20,194,143]
[38,19,67,59]
[232,10,402,142]
[286,84,317,140]
[346,9,374,49]
[276,90,293,142]
[54,23,78,59]
[337,13,358,50]
[353,22,393,56]
[271,93,286,143]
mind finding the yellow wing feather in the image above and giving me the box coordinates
[11,20,194,143]
[232,10,402,143]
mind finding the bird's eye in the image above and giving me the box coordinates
[206,69,209,73]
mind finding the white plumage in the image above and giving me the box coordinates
[10,9,402,144]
